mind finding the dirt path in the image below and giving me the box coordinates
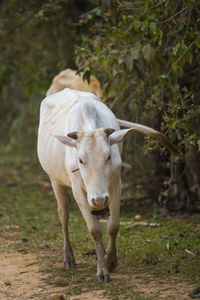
[0,251,45,299]
[0,250,111,300]
[0,233,110,300]
[0,236,196,300]
[0,250,196,300]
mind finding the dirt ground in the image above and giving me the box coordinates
[0,235,197,300]
[0,249,109,300]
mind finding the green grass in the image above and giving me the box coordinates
[0,147,199,299]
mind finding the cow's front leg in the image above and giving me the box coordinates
[94,238,110,282]
[72,184,110,282]
[106,174,121,272]
[51,179,75,269]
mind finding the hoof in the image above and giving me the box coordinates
[64,259,76,269]
[96,274,110,283]
[189,287,200,298]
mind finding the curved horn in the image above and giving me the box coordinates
[117,119,178,155]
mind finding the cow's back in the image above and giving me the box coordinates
[46,69,102,99]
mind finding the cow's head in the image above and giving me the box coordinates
[55,128,134,213]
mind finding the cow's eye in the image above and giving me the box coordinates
[79,158,84,164]
[107,154,111,161]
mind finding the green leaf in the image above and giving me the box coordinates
[130,46,140,60]
[186,52,193,64]
[150,22,156,31]
[134,59,145,80]
[134,19,141,31]
[168,118,178,129]
[140,20,149,31]
[172,17,176,24]
[125,55,134,71]
[122,15,127,22]
[160,74,171,86]
[195,38,200,48]
[173,43,180,56]
[174,65,183,77]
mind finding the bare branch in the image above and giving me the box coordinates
[159,7,187,24]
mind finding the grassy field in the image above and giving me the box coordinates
[0,147,199,299]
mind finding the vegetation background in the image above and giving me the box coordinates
[0,0,200,211]
[0,1,200,299]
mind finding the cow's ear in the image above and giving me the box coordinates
[104,128,115,136]
[54,135,77,147]
[67,131,79,140]
[109,128,135,145]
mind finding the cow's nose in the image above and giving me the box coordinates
[91,195,109,210]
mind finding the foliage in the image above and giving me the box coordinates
[0,0,81,146]
[75,0,200,209]
[0,0,200,209]
[75,0,200,151]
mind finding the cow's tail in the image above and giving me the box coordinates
[117,119,178,155]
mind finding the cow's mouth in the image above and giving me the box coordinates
[91,206,110,217]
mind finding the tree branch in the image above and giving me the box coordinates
[159,7,187,24]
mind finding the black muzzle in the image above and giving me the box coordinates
[91,206,110,217]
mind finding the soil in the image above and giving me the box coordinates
[0,235,196,300]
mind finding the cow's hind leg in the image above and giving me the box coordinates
[106,175,121,272]
[51,179,75,269]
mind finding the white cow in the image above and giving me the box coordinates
[37,88,177,282]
